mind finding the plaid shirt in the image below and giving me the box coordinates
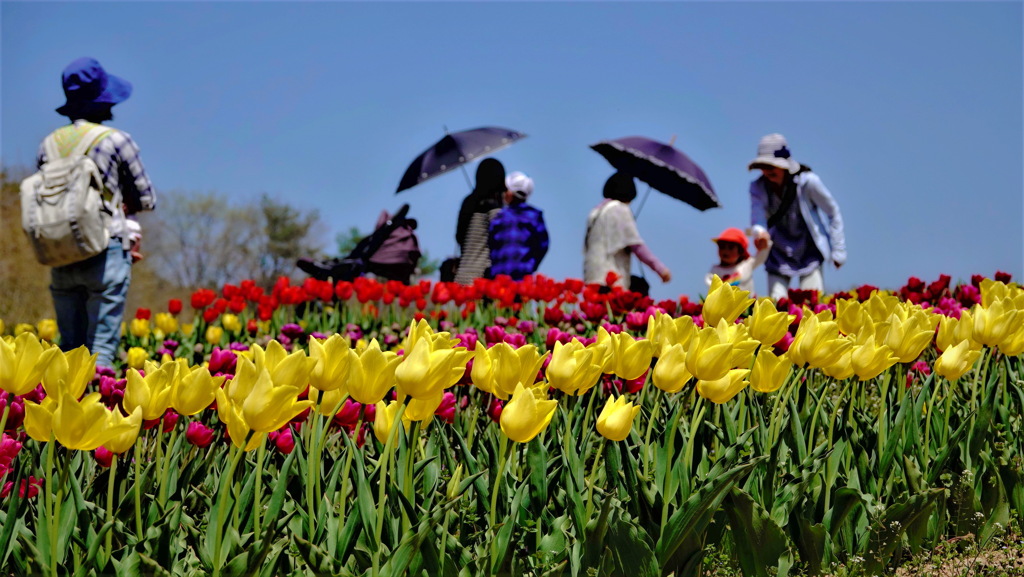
[37,120,156,240]
[488,202,549,280]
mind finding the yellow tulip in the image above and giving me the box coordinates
[37,319,59,342]
[696,369,750,404]
[998,325,1024,357]
[23,397,56,442]
[835,299,869,337]
[822,349,855,381]
[0,318,5,335]
[471,341,547,400]
[684,323,736,382]
[308,334,352,392]
[596,395,640,441]
[181,323,195,337]
[205,325,224,346]
[979,279,1013,308]
[347,340,400,404]
[972,299,1020,347]
[850,332,899,381]
[0,332,61,395]
[309,385,349,417]
[402,391,443,422]
[373,399,410,444]
[936,312,981,353]
[546,340,604,396]
[745,298,795,347]
[882,310,939,363]
[394,338,470,400]
[864,293,902,324]
[749,349,791,393]
[253,340,317,392]
[129,318,151,339]
[214,389,265,451]
[645,312,697,357]
[221,314,242,333]
[173,362,225,416]
[713,320,760,369]
[591,327,617,373]
[103,406,144,453]
[126,347,149,370]
[934,340,982,381]
[241,368,313,433]
[154,312,179,335]
[788,314,851,369]
[53,392,138,451]
[652,344,693,393]
[607,332,654,381]
[500,383,557,443]
[42,346,97,401]
[703,275,754,327]
[124,360,179,420]
[14,323,36,336]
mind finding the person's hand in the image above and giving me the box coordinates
[834,260,843,269]
[130,238,144,264]
[754,230,770,251]
[659,269,672,283]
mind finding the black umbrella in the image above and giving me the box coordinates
[397,126,527,193]
[590,136,720,212]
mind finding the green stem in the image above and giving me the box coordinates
[105,454,117,561]
[0,401,10,440]
[44,435,55,577]
[641,390,664,481]
[371,400,409,577]
[488,435,511,575]
[133,437,143,539]
[306,390,324,539]
[254,438,265,540]
[159,423,178,507]
[212,435,250,577]
[584,438,607,520]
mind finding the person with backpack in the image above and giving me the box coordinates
[454,158,505,285]
[488,171,549,280]
[748,133,845,301]
[27,57,156,369]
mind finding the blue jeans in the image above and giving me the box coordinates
[50,238,132,369]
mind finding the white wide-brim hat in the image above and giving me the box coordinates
[748,133,800,174]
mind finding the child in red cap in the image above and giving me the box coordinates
[704,227,771,294]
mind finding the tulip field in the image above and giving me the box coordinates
[1,271,1023,577]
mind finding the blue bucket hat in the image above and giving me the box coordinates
[56,57,132,116]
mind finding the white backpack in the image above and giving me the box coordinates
[21,124,116,267]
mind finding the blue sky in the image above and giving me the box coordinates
[3,1,1021,301]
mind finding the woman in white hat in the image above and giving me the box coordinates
[748,134,846,300]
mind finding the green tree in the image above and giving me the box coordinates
[259,193,322,285]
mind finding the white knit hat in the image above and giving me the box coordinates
[505,171,534,200]
[748,133,800,174]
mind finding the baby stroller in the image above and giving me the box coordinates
[298,204,422,285]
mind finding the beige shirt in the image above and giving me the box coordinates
[584,200,642,288]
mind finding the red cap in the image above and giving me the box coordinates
[712,228,750,260]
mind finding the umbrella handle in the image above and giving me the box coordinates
[458,164,474,190]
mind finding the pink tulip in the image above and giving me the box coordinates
[186,422,215,448]
[94,446,114,468]
[435,392,456,424]
[269,429,295,454]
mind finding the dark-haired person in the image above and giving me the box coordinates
[36,57,156,369]
[748,134,845,301]
[454,158,505,285]
[583,171,671,290]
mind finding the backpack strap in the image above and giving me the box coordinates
[43,123,112,161]
[70,125,113,158]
